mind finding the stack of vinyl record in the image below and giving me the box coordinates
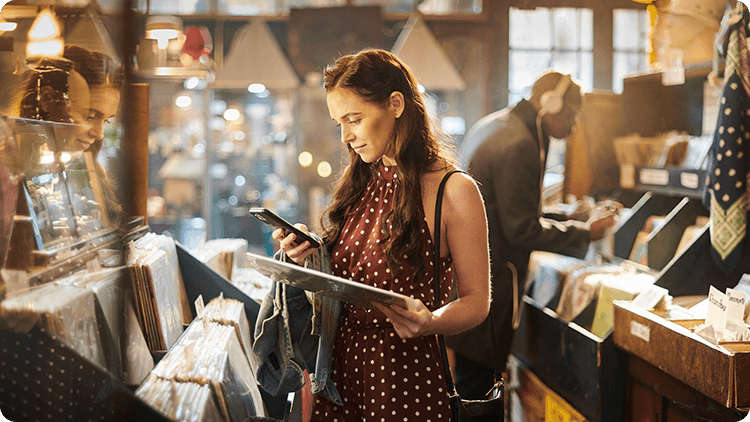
[0,267,155,385]
[59,267,154,384]
[190,238,248,280]
[136,296,267,421]
[202,295,257,373]
[127,245,186,352]
[0,273,107,369]
[135,376,223,422]
[130,232,193,323]
[229,267,274,303]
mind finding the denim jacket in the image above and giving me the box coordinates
[252,237,343,405]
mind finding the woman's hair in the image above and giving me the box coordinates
[321,48,456,275]
[63,45,124,88]
[63,45,124,158]
[18,57,74,122]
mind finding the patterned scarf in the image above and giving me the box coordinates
[703,18,750,273]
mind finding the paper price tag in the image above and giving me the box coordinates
[195,294,205,319]
[545,395,571,422]
[639,168,669,186]
[620,165,635,189]
[632,285,669,310]
[195,294,208,332]
[630,320,651,342]
[726,288,746,323]
[706,286,728,330]
[680,172,699,190]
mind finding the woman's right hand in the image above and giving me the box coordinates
[271,223,318,264]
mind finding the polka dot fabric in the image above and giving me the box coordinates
[0,327,166,421]
[311,164,454,421]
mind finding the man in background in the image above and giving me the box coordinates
[446,70,617,399]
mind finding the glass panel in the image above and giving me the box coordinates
[551,51,594,93]
[353,0,483,14]
[553,8,581,50]
[417,0,483,15]
[549,51,579,77]
[614,9,640,50]
[578,51,594,93]
[545,138,567,172]
[613,52,647,93]
[216,0,278,15]
[579,9,593,50]
[97,0,125,13]
[0,7,126,258]
[640,12,651,51]
[613,9,650,93]
[353,0,413,13]
[149,0,210,15]
[509,51,552,92]
[142,77,212,244]
[508,89,526,107]
[284,0,347,13]
[509,8,552,49]
[510,7,594,97]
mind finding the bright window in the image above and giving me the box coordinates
[613,9,650,93]
[508,7,594,106]
[353,0,482,15]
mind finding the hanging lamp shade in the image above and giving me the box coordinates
[215,20,299,90]
[65,5,120,62]
[391,15,466,91]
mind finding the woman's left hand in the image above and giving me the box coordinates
[373,300,434,339]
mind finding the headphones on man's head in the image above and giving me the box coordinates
[539,73,572,116]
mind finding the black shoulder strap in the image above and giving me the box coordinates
[432,169,466,398]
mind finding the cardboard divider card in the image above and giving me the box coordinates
[632,284,669,310]
[726,288,746,324]
[195,294,207,332]
[706,286,728,330]
[195,294,205,319]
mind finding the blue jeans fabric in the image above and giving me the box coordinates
[252,242,343,405]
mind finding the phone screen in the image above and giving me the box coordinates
[249,207,321,248]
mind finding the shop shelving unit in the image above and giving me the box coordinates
[509,63,733,422]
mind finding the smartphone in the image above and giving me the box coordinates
[249,207,321,249]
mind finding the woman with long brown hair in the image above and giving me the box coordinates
[274,48,490,421]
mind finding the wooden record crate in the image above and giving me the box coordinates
[510,295,626,422]
[506,355,589,422]
[0,241,287,421]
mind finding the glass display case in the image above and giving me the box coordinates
[133,66,214,249]
[2,116,121,270]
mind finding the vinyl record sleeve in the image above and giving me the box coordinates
[245,252,418,311]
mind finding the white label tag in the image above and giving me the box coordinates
[632,285,669,310]
[639,168,669,186]
[630,320,650,342]
[195,294,205,320]
[726,288,746,324]
[706,286,728,330]
[680,172,699,189]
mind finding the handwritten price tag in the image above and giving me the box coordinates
[639,168,669,186]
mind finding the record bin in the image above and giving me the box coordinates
[0,116,286,420]
[0,237,287,421]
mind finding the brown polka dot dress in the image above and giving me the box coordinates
[310,163,454,422]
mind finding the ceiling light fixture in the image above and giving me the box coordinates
[27,9,63,58]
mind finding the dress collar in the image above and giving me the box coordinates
[376,161,398,180]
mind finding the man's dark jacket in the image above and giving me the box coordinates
[445,99,591,369]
